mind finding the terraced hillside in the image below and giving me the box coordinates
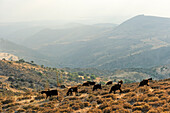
[0,78,169,112]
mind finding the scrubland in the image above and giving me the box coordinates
[0,78,169,113]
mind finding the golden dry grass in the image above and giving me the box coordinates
[0,78,169,113]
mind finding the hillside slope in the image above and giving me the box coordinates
[0,38,54,66]
[1,75,170,112]
[22,24,116,49]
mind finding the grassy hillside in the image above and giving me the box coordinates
[23,24,115,49]
[0,60,105,94]
[0,59,169,112]
[99,46,170,70]
[0,75,169,112]
[0,59,169,95]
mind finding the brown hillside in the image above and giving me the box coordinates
[0,78,169,112]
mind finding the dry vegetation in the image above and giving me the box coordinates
[0,78,169,113]
[0,60,170,112]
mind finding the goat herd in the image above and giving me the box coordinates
[41,78,152,99]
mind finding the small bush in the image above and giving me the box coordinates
[148,100,166,107]
[41,102,55,108]
[1,97,15,104]
[147,108,159,113]
[72,103,80,110]
[132,102,150,112]
[17,108,26,112]
[116,108,131,113]
[144,97,159,102]
[123,102,132,109]
[123,92,136,99]
[147,93,155,97]
[127,96,138,105]
[133,110,142,113]
[102,94,117,100]
[96,98,104,104]
[111,105,123,111]
[122,88,131,93]
[153,90,165,95]
[100,91,109,95]
[162,104,170,112]
[98,102,109,110]
[87,108,102,113]
[35,95,46,100]
[136,86,150,94]
[17,96,31,101]
[103,107,112,113]
[59,107,73,113]
[68,96,79,101]
[79,102,90,108]
[167,89,170,95]
[2,102,21,109]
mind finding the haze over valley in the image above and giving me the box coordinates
[1,15,170,71]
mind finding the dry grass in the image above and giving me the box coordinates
[1,97,15,105]
[0,78,170,113]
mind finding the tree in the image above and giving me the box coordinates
[19,59,25,63]
[78,72,84,76]
[90,75,96,80]
[56,71,60,86]
[2,58,6,61]
[61,69,64,72]
[84,75,88,81]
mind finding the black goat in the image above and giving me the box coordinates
[41,89,58,99]
[82,81,95,86]
[109,83,122,94]
[93,84,102,91]
[66,87,78,96]
[82,82,89,86]
[138,79,149,87]
[148,78,152,80]
[118,80,123,84]
[106,81,113,85]
[89,81,96,85]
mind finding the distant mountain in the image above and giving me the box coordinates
[97,15,170,69]
[0,21,90,45]
[33,15,170,69]
[22,24,116,49]
[0,38,54,66]
[1,15,170,70]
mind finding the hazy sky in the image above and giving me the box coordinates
[1,0,170,24]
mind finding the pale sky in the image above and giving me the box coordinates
[1,0,170,24]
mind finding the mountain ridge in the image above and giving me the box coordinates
[1,15,170,69]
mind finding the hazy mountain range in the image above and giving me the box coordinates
[0,39,52,66]
[1,15,170,70]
